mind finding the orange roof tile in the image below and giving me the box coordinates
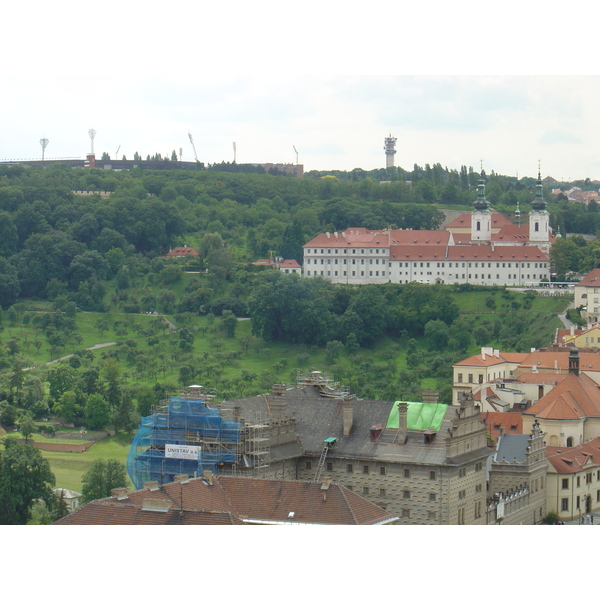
[524,372,600,419]
[576,269,600,287]
[546,438,600,473]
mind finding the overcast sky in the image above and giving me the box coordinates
[2,2,600,181]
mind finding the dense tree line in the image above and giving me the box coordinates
[247,272,460,348]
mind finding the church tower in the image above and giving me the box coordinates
[471,170,491,243]
[529,167,550,248]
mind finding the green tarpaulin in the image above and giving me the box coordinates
[385,402,447,431]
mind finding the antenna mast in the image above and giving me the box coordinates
[40,137,49,162]
[233,141,237,163]
[88,129,96,155]
[383,134,396,168]
[188,132,199,163]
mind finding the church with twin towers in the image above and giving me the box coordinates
[303,143,554,286]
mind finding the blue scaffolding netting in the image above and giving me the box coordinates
[127,396,242,490]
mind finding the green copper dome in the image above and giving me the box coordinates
[473,172,490,211]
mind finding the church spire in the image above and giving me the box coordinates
[531,161,547,212]
[473,167,490,212]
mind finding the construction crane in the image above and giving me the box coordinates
[293,145,298,165]
[188,132,200,163]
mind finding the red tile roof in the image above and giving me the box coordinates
[481,411,523,442]
[280,259,301,269]
[523,372,600,420]
[166,246,200,257]
[54,474,397,525]
[546,438,600,474]
[576,269,600,288]
[454,352,528,368]
[445,213,512,231]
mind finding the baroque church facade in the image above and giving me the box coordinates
[303,171,553,286]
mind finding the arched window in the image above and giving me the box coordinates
[535,222,539,232]
[567,436,574,448]
[476,221,481,231]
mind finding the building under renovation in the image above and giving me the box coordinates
[128,374,508,524]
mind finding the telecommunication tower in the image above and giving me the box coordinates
[39,137,49,162]
[88,129,96,155]
[384,134,397,168]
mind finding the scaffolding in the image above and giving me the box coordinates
[242,414,270,476]
[296,370,351,399]
[126,387,242,489]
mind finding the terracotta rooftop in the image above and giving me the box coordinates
[454,351,528,368]
[523,372,600,420]
[576,269,600,288]
[54,474,398,526]
[546,438,600,474]
[445,212,512,231]
[166,246,200,257]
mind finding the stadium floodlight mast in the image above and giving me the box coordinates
[40,137,49,162]
[89,129,96,155]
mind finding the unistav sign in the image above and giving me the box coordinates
[165,444,200,460]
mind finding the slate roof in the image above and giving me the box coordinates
[54,474,397,525]
[494,433,530,463]
[214,385,474,467]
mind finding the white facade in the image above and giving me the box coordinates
[303,228,550,287]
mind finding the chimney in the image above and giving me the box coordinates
[143,481,160,491]
[269,384,288,422]
[397,402,408,444]
[174,474,189,484]
[370,424,383,442]
[421,390,439,404]
[343,397,355,437]
[320,476,332,490]
[141,498,172,512]
[111,488,128,500]
[569,346,580,375]
[203,470,214,485]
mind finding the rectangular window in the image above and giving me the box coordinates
[429,493,436,502]
[430,470,436,480]
[404,469,410,478]
[380,466,386,476]
[402,509,410,518]
[306,461,312,470]
[347,464,353,473]
[326,462,333,471]
[459,467,466,477]
[403,490,411,499]
[379,488,386,498]
[363,465,369,474]
[363,487,369,496]
[457,373,463,383]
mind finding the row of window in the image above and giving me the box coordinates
[561,471,600,489]
[305,258,386,265]
[560,489,600,511]
[305,271,386,278]
[306,462,388,475]
[307,248,388,255]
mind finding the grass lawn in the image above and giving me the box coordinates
[1,432,134,493]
